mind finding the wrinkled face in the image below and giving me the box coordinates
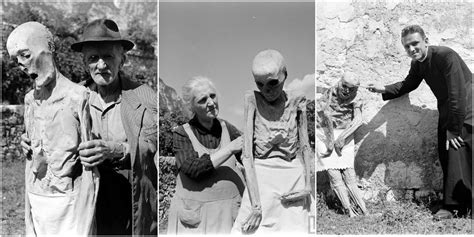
[337,80,358,101]
[7,29,55,89]
[82,42,124,86]
[254,71,286,102]
[402,32,428,61]
[191,83,219,122]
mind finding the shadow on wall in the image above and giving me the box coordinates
[354,94,442,194]
[317,94,442,202]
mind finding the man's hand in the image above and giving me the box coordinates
[446,130,464,150]
[78,140,123,168]
[241,207,262,234]
[280,189,311,205]
[20,133,32,159]
[366,83,386,93]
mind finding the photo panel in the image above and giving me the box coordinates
[159,0,315,235]
[1,0,157,235]
[316,0,473,234]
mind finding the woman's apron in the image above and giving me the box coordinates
[167,120,245,234]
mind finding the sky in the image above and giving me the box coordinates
[160,2,315,129]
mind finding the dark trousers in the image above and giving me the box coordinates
[437,124,472,209]
[96,166,133,235]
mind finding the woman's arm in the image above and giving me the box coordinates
[173,125,242,179]
[209,137,242,168]
[173,129,215,179]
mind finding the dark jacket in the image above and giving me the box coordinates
[383,46,472,136]
[84,72,157,235]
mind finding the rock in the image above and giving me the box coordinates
[386,1,400,10]
[385,189,397,202]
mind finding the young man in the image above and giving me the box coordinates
[368,25,472,219]
[71,18,157,235]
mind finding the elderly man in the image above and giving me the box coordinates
[368,25,472,219]
[71,19,157,235]
[7,22,98,235]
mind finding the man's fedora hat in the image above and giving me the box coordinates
[71,18,134,52]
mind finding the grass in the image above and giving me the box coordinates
[1,160,25,235]
[317,192,473,234]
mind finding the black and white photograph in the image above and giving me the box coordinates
[316,0,473,234]
[2,0,473,236]
[158,0,315,235]
[1,0,157,235]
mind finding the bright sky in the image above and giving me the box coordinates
[160,2,315,129]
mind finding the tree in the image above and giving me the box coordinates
[1,3,89,104]
[2,3,158,104]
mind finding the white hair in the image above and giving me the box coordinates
[182,76,217,115]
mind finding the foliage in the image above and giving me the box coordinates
[2,3,157,104]
[127,17,156,57]
[159,108,188,156]
[158,156,177,234]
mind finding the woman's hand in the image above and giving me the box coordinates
[210,136,243,168]
[241,207,262,234]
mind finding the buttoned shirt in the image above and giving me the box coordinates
[88,90,129,168]
[89,91,127,142]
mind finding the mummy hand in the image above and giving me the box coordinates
[280,189,311,204]
[242,207,262,234]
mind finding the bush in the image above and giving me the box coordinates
[158,156,177,234]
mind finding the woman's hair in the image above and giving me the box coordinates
[182,76,217,116]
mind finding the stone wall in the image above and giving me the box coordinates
[316,1,473,201]
[1,105,25,162]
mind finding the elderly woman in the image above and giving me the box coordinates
[167,76,245,234]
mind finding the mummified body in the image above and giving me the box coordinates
[6,22,98,235]
[232,50,313,234]
[316,72,368,217]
